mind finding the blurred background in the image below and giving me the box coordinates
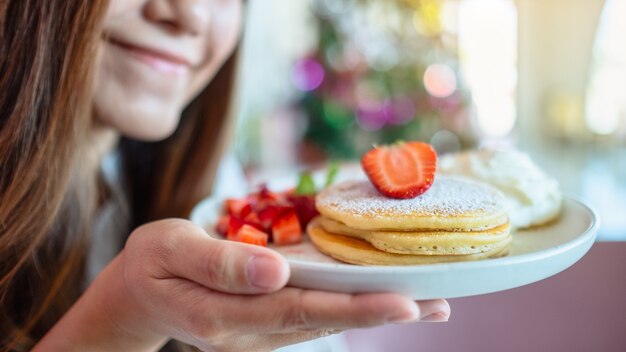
[232,0,626,241]
[228,1,626,350]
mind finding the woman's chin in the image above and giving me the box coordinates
[125,127,177,142]
[124,119,180,141]
[100,113,182,142]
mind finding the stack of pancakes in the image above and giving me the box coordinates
[307,176,512,265]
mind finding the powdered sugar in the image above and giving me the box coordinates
[317,176,505,217]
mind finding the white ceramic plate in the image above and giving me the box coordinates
[190,190,598,300]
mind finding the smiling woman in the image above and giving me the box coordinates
[96,0,242,140]
[1,1,447,351]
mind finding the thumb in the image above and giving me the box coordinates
[136,219,290,294]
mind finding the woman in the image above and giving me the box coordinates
[0,0,450,351]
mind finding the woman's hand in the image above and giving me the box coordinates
[36,219,450,352]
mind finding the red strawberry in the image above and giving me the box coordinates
[236,224,268,246]
[257,204,292,231]
[227,216,245,241]
[258,184,280,202]
[286,194,319,228]
[243,212,264,231]
[215,215,231,236]
[361,141,437,199]
[225,198,252,218]
[271,210,303,245]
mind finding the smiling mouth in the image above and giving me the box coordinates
[108,37,191,77]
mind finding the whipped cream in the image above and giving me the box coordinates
[438,148,562,229]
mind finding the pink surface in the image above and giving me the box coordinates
[345,242,626,352]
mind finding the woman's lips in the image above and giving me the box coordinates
[109,38,192,77]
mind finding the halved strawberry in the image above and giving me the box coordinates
[236,224,268,246]
[361,141,437,199]
[272,210,303,245]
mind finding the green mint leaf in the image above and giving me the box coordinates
[296,172,317,195]
[324,161,339,187]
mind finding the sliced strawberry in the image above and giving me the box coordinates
[236,224,269,246]
[227,216,245,241]
[361,141,437,199]
[225,198,252,218]
[215,215,231,237]
[272,210,303,245]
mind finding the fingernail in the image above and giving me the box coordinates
[387,304,420,324]
[246,256,280,290]
[421,312,448,323]
[417,300,450,322]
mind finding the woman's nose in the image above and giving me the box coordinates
[143,0,210,36]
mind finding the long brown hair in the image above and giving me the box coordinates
[0,1,239,350]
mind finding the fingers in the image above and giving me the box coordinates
[264,332,343,352]
[195,288,421,336]
[127,219,452,350]
[129,219,290,295]
[196,330,346,352]
[416,299,450,322]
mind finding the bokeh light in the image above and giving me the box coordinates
[315,0,357,17]
[292,58,325,91]
[430,129,461,155]
[412,0,443,37]
[423,63,457,98]
[387,98,416,125]
[355,100,387,131]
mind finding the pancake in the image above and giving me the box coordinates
[316,176,508,232]
[307,218,511,266]
[318,217,511,255]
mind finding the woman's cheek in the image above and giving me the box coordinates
[92,62,184,141]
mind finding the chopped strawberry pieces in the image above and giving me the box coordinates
[217,182,319,246]
[215,215,231,236]
[272,211,303,245]
[258,184,280,201]
[257,204,289,231]
[226,216,245,241]
[243,212,265,232]
[362,141,437,199]
[225,198,252,218]
[286,193,319,228]
[236,225,268,246]
[257,206,279,230]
